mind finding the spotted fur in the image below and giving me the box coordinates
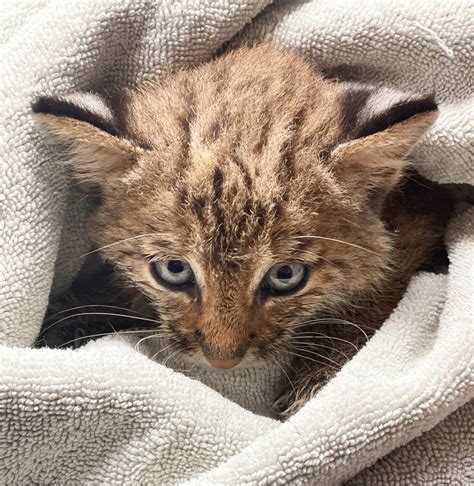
[34,45,457,417]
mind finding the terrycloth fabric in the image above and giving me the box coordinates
[0,0,473,484]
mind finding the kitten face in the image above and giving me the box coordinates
[33,45,437,368]
[87,150,388,367]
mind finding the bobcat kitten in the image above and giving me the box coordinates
[34,45,457,416]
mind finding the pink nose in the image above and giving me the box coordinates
[205,357,243,369]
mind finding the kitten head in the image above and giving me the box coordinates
[33,45,437,368]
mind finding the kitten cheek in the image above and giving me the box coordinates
[135,274,197,310]
[259,297,280,311]
[259,287,312,307]
[152,291,197,309]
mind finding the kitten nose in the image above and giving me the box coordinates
[205,357,243,369]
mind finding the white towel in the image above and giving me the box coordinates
[1,0,472,483]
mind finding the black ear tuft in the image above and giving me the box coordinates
[32,92,119,136]
[32,91,140,191]
[333,83,439,210]
[340,84,437,141]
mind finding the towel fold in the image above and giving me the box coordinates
[0,0,472,483]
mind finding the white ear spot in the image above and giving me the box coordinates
[31,91,139,190]
[340,82,437,141]
[61,92,114,124]
[32,91,118,135]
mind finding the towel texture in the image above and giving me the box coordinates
[0,0,472,484]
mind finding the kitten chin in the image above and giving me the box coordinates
[35,44,460,417]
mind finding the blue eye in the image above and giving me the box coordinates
[151,260,194,287]
[263,263,307,293]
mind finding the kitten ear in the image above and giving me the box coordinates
[32,92,140,191]
[332,83,438,210]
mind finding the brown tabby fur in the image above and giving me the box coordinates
[34,45,458,417]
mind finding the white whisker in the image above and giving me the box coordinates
[271,355,297,398]
[47,304,145,321]
[294,235,379,255]
[58,232,166,266]
[290,318,371,340]
[283,349,339,372]
[57,328,162,349]
[150,341,176,362]
[162,347,181,368]
[41,311,161,336]
[290,333,360,352]
[289,345,346,367]
[289,340,350,361]
[135,332,169,353]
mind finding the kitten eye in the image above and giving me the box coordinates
[151,260,194,287]
[262,263,307,294]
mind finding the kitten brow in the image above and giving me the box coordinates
[75,232,166,261]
